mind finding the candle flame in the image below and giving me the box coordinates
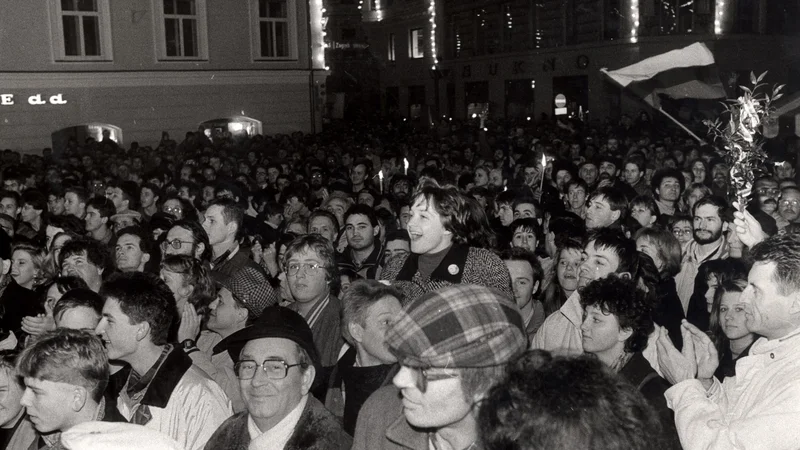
[379,170,384,179]
[541,154,547,167]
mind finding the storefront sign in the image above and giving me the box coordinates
[330,42,369,50]
[0,93,68,106]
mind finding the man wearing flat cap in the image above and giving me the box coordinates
[352,284,528,450]
[205,306,351,450]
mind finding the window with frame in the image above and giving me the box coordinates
[155,0,208,60]
[409,28,424,59]
[388,33,396,61]
[254,0,297,59]
[50,0,113,60]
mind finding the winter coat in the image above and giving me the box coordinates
[666,326,800,450]
[117,347,232,450]
[380,244,512,305]
[204,395,351,450]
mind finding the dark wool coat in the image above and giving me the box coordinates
[380,244,513,305]
[204,395,351,450]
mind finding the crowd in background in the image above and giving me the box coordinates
[0,111,798,449]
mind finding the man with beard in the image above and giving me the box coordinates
[747,176,780,235]
[596,155,636,201]
[389,174,413,203]
[674,196,730,314]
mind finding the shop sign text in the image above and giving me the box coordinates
[0,94,68,106]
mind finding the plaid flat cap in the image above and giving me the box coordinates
[219,266,278,319]
[385,284,527,369]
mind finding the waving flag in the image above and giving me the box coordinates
[600,42,726,108]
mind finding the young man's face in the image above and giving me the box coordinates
[0,197,19,218]
[585,195,619,230]
[20,377,77,433]
[505,259,537,311]
[693,204,726,245]
[578,241,621,288]
[496,203,514,227]
[392,365,471,430]
[95,298,140,362]
[353,296,403,365]
[656,177,681,202]
[513,203,536,221]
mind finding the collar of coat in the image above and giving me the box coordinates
[209,396,350,450]
[395,244,468,283]
[139,345,193,409]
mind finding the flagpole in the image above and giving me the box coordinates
[656,107,707,145]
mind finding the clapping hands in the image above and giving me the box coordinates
[656,320,719,388]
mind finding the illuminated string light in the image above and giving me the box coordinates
[429,0,437,69]
[310,0,328,69]
[715,0,726,34]
[629,0,639,43]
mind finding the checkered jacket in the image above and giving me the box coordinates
[380,244,512,305]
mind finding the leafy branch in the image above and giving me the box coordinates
[703,71,784,208]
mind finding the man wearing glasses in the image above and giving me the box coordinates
[206,306,351,449]
[352,284,527,450]
[284,235,344,391]
[778,186,800,229]
[162,220,212,263]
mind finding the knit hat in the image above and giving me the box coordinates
[385,284,527,369]
[218,265,278,319]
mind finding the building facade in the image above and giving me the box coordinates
[0,0,328,152]
[364,0,800,123]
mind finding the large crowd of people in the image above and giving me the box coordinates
[0,112,798,449]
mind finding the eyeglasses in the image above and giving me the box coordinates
[286,262,326,277]
[409,367,460,393]
[164,206,183,215]
[780,199,800,208]
[755,188,780,196]
[161,239,194,250]
[234,359,306,380]
[672,228,693,236]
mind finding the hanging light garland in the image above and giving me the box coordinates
[428,0,438,70]
[629,0,639,43]
[715,0,726,34]
[310,0,328,70]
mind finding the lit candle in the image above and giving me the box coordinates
[539,154,547,191]
[404,158,409,175]
[379,170,384,193]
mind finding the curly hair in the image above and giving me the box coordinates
[479,350,664,450]
[579,276,654,354]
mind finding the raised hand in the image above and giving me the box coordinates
[177,303,201,343]
[732,201,767,248]
[656,325,697,385]
[683,320,719,381]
